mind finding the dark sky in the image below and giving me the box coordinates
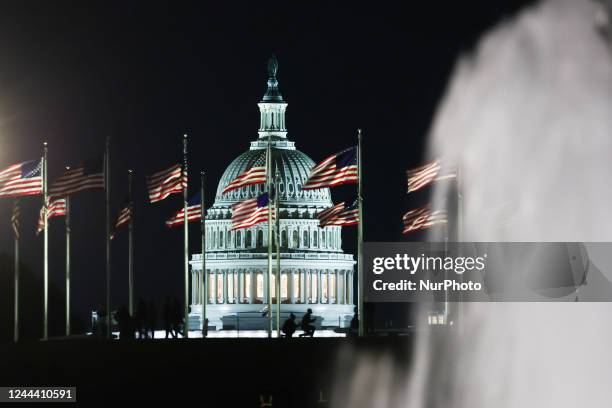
[0,0,534,331]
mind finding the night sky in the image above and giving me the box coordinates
[0,1,534,336]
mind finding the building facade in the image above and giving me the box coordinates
[188,56,355,330]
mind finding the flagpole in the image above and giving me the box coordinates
[267,133,273,338]
[183,134,189,337]
[357,129,364,337]
[43,142,49,340]
[200,171,207,337]
[275,170,281,338]
[65,186,71,337]
[128,169,134,316]
[105,137,111,339]
[13,200,19,343]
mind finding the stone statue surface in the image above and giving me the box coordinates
[267,55,278,78]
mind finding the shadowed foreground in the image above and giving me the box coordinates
[0,336,412,406]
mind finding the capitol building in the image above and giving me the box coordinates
[188,57,355,330]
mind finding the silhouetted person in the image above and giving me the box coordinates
[282,313,298,337]
[136,299,148,339]
[299,308,316,337]
[349,306,359,337]
[146,300,156,339]
[172,297,183,337]
[97,306,108,337]
[163,297,175,339]
[116,306,134,340]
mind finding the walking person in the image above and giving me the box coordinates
[172,297,183,337]
[146,300,157,339]
[164,297,175,339]
[136,299,147,339]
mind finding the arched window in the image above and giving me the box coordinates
[246,230,252,247]
[322,229,326,247]
[292,230,298,248]
[227,230,232,247]
[313,230,318,247]
[303,230,309,247]
[236,230,242,248]
[213,231,218,249]
[257,229,264,247]
[281,229,288,247]
[219,231,224,248]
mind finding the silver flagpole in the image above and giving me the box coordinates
[275,170,281,338]
[183,134,189,337]
[357,129,364,337]
[43,142,49,340]
[13,200,19,343]
[128,169,134,316]
[105,137,111,339]
[267,133,273,337]
[65,183,71,336]
[200,171,207,336]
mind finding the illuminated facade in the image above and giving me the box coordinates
[188,56,355,330]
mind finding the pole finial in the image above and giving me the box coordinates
[183,133,188,139]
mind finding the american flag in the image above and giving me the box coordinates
[11,200,20,239]
[49,157,104,197]
[302,147,358,190]
[0,160,43,198]
[402,204,447,234]
[316,201,359,227]
[110,200,132,239]
[406,159,456,193]
[222,152,267,194]
[36,197,67,235]
[231,192,275,230]
[166,192,202,228]
[146,163,186,203]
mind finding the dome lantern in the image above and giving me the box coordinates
[258,54,288,140]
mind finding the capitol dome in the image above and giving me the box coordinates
[189,56,355,332]
[213,144,333,208]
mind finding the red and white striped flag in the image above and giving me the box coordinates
[222,152,267,194]
[316,201,359,227]
[231,192,275,230]
[49,157,104,197]
[36,197,67,235]
[302,147,358,190]
[406,159,456,193]
[0,160,43,198]
[402,204,447,234]
[166,192,202,228]
[110,201,132,240]
[146,164,186,203]
[114,205,131,229]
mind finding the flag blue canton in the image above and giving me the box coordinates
[21,160,42,178]
[188,191,202,206]
[335,147,357,168]
[257,192,269,207]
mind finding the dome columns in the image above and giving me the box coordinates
[258,102,288,137]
